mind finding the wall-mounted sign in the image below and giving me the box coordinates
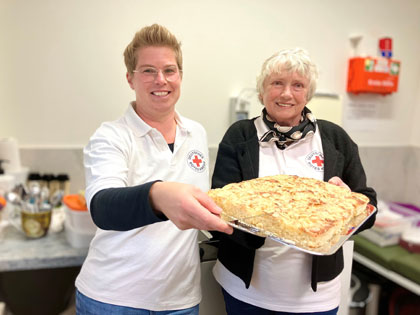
[379,37,393,58]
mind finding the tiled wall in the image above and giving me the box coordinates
[20,148,85,195]
[358,146,420,204]
[20,146,420,206]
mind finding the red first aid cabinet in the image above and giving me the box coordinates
[347,57,401,95]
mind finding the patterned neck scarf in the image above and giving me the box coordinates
[259,107,317,150]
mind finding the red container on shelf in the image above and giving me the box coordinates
[347,56,400,95]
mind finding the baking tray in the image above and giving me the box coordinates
[222,204,377,256]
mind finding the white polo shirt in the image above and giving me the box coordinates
[213,116,340,312]
[76,103,209,310]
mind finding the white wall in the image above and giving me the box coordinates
[414,78,420,146]
[1,0,420,148]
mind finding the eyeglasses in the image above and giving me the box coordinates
[132,66,181,82]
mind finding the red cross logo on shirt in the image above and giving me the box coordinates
[187,150,206,173]
[312,156,324,167]
[192,155,202,167]
[305,151,324,171]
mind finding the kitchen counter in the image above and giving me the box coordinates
[0,219,86,315]
[0,221,88,272]
[0,215,222,315]
[0,218,217,273]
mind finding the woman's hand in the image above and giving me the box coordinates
[328,176,351,191]
[149,182,233,234]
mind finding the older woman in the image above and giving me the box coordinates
[211,48,377,315]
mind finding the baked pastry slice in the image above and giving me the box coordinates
[208,174,370,251]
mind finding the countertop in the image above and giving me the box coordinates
[0,220,88,272]
[0,212,217,273]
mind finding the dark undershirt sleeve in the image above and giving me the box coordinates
[89,180,168,231]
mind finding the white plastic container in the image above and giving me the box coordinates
[0,174,15,194]
[6,166,29,185]
[64,219,95,248]
[62,194,96,248]
[62,194,96,234]
[63,204,96,234]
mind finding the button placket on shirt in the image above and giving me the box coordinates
[149,129,172,160]
[170,127,188,166]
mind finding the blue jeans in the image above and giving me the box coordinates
[222,288,338,315]
[76,290,199,315]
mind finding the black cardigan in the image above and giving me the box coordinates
[211,118,377,292]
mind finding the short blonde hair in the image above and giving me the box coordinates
[256,48,318,102]
[124,24,183,73]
